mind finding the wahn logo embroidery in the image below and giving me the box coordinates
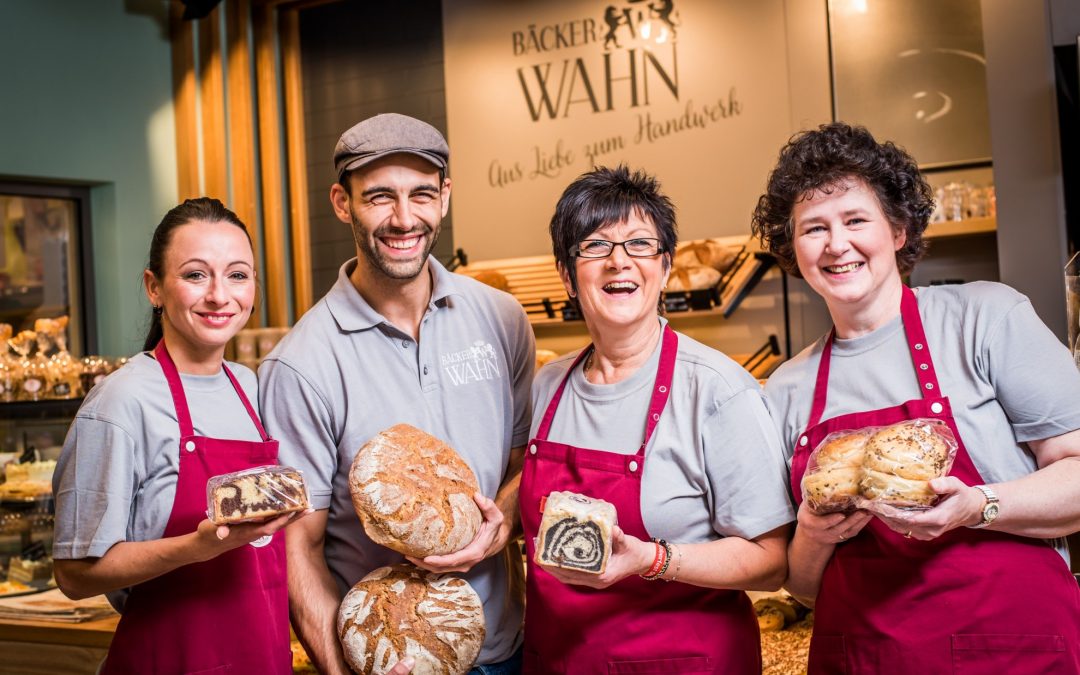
[441,340,502,386]
[513,0,681,121]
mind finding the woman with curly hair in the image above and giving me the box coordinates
[752,122,1080,673]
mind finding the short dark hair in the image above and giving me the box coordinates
[143,197,252,351]
[549,165,677,303]
[750,122,934,277]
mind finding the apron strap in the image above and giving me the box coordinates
[805,286,941,429]
[222,363,272,442]
[153,341,196,438]
[899,285,942,398]
[533,324,679,459]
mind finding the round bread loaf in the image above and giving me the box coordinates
[813,431,869,470]
[863,421,950,481]
[337,564,485,675]
[802,466,862,513]
[675,241,740,273]
[860,469,937,506]
[665,265,721,292]
[469,269,510,293]
[350,424,482,558]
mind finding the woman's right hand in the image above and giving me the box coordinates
[796,501,873,546]
[193,509,311,561]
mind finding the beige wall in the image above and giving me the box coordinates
[442,0,807,261]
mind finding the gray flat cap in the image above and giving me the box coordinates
[333,113,449,181]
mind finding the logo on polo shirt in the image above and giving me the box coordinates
[441,340,501,386]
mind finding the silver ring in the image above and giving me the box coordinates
[904,531,912,539]
[838,534,846,542]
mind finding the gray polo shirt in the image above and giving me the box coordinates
[52,353,263,611]
[259,257,534,665]
[766,282,1080,562]
[531,320,795,543]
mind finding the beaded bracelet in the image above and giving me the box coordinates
[642,538,672,581]
[664,543,683,583]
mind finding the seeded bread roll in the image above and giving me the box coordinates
[813,432,869,470]
[802,466,862,513]
[208,466,309,525]
[863,421,951,481]
[535,491,616,574]
[350,424,482,558]
[338,564,484,675]
[860,469,938,506]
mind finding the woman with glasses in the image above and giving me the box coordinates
[519,165,794,673]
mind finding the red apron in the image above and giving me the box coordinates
[792,286,1080,674]
[102,342,291,675]
[521,325,761,674]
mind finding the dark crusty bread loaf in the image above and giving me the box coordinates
[208,467,309,524]
[349,424,482,558]
[337,564,484,675]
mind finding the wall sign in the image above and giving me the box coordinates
[443,0,794,261]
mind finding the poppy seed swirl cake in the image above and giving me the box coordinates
[349,424,482,558]
[535,491,617,574]
[337,564,485,675]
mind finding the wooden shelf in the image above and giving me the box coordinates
[924,216,996,239]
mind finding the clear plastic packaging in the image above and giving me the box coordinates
[206,465,310,525]
[535,491,617,574]
[801,419,958,513]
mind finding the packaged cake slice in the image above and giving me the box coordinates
[535,491,617,574]
[206,465,310,525]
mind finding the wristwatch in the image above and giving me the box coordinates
[969,484,1000,528]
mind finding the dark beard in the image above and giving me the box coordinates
[352,216,439,281]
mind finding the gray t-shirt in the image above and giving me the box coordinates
[531,321,795,543]
[52,353,262,611]
[259,258,534,665]
[766,282,1080,561]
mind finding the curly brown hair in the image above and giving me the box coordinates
[750,122,934,277]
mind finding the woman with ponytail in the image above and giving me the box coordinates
[52,198,304,674]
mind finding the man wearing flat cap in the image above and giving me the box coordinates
[260,113,533,674]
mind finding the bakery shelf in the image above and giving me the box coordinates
[0,399,83,421]
[924,216,996,240]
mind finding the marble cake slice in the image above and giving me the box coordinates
[208,467,309,524]
[535,491,617,574]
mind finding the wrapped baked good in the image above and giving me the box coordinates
[535,491,616,574]
[349,424,482,558]
[801,420,957,514]
[665,265,721,292]
[337,564,484,675]
[206,465,309,525]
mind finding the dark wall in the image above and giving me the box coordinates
[299,0,452,299]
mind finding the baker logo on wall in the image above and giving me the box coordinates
[514,0,682,122]
[441,340,501,386]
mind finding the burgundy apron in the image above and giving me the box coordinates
[791,286,1080,674]
[102,342,291,674]
[521,325,761,674]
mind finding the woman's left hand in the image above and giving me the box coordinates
[538,526,652,589]
[869,477,983,540]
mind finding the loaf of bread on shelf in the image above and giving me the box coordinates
[674,240,741,273]
[207,466,309,524]
[535,491,617,574]
[337,564,484,675]
[350,424,482,558]
[665,265,721,292]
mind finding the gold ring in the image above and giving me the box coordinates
[904,531,912,539]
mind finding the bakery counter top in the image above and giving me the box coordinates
[0,614,117,675]
[0,613,118,647]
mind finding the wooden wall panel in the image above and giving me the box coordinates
[197,7,228,202]
[281,8,313,318]
[253,3,290,326]
[169,3,199,200]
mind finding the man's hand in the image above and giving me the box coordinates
[409,494,508,573]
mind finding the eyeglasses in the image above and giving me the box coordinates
[570,238,665,259]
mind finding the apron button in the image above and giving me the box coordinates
[914,343,924,350]
[658,385,667,393]
[529,444,537,455]
[184,440,196,453]
[925,382,934,390]
[628,460,639,472]
[920,364,929,371]
[931,402,943,414]
[799,436,808,447]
